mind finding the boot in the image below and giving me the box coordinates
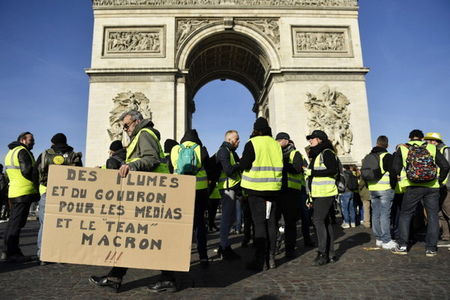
[313,252,329,266]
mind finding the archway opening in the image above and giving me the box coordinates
[192,79,254,155]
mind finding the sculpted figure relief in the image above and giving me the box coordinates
[105,29,162,55]
[93,0,358,8]
[239,19,280,48]
[108,91,152,145]
[176,19,218,47]
[305,86,352,155]
[296,31,345,52]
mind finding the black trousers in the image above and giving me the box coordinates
[3,201,31,255]
[248,195,278,261]
[277,189,300,252]
[207,198,220,228]
[241,196,254,243]
[312,196,335,257]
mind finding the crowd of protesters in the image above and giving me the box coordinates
[1,110,449,293]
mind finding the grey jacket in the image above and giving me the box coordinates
[127,119,162,172]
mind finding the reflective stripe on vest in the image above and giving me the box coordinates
[171,141,208,190]
[126,128,169,174]
[241,136,283,191]
[287,150,304,190]
[395,168,407,194]
[218,148,241,190]
[4,146,37,198]
[368,152,392,191]
[400,141,439,188]
[310,149,338,198]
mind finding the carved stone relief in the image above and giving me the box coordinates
[176,18,221,48]
[237,18,280,48]
[103,27,165,57]
[292,26,352,57]
[108,91,152,146]
[93,0,358,8]
[305,85,352,155]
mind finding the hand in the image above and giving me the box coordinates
[119,164,130,178]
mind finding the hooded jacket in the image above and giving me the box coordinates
[106,148,126,170]
[127,119,162,172]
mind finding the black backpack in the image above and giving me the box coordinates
[361,153,382,182]
[208,154,222,184]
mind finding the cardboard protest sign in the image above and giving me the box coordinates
[40,165,196,272]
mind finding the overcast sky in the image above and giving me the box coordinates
[1,0,449,164]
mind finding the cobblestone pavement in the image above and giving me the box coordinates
[1,218,450,300]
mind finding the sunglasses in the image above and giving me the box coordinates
[123,119,136,131]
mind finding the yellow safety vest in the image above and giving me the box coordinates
[440,146,449,185]
[400,141,439,188]
[241,136,283,191]
[171,141,208,190]
[310,149,338,198]
[395,168,407,194]
[287,150,304,190]
[368,152,392,191]
[209,185,221,199]
[4,146,37,198]
[218,148,241,190]
[126,128,169,174]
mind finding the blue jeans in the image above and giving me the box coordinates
[220,189,238,248]
[370,189,394,243]
[37,193,46,257]
[339,192,355,224]
[233,196,242,231]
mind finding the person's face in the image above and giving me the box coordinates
[426,139,439,145]
[277,139,289,148]
[308,137,320,147]
[228,132,240,149]
[21,134,35,150]
[122,115,140,137]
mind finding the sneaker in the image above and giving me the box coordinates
[341,223,350,229]
[425,250,437,257]
[382,240,398,250]
[350,222,356,227]
[375,240,383,247]
[391,245,408,255]
[437,240,450,247]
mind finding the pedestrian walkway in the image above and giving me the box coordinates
[1,220,449,299]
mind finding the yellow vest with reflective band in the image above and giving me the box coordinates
[287,150,304,190]
[4,146,37,198]
[395,168,407,194]
[126,128,169,174]
[439,146,449,185]
[368,152,392,191]
[311,149,338,198]
[171,141,208,190]
[400,141,439,188]
[241,136,283,191]
[218,148,241,190]
[209,185,221,199]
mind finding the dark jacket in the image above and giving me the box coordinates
[438,143,450,189]
[217,141,241,190]
[106,148,126,170]
[392,140,450,184]
[7,141,39,203]
[180,130,210,176]
[127,119,162,172]
[281,143,304,191]
[239,132,280,198]
[370,146,396,189]
[307,139,338,196]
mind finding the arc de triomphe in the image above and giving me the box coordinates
[85,0,371,167]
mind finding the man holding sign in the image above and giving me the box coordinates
[89,110,175,293]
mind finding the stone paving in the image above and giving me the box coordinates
[1,218,450,300]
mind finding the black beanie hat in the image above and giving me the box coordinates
[253,117,269,131]
[275,132,290,140]
[51,133,67,145]
[109,140,123,151]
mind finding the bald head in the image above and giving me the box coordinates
[225,130,240,149]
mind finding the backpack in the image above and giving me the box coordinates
[361,153,382,182]
[405,143,437,183]
[176,144,199,175]
[39,149,82,185]
[345,170,359,191]
[208,153,222,183]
